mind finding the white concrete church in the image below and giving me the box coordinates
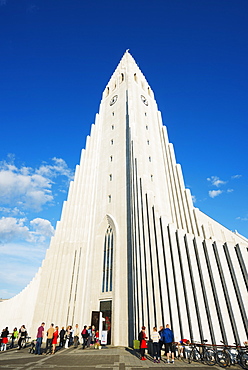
[0,51,247,346]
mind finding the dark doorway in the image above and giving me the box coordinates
[91,311,100,330]
[100,300,112,344]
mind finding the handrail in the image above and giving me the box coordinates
[176,341,248,350]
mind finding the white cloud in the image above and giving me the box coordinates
[0,217,30,243]
[232,175,242,179]
[0,156,74,212]
[36,157,74,180]
[207,176,227,187]
[227,189,234,193]
[0,207,24,216]
[30,218,55,240]
[209,190,223,198]
[0,216,54,244]
[236,216,248,222]
[191,195,196,203]
[0,163,52,211]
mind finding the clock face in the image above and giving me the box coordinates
[141,95,148,106]
[110,95,118,106]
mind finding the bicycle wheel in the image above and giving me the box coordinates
[240,351,248,370]
[188,348,201,364]
[215,350,231,368]
[205,348,217,366]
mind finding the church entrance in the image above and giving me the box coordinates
[100,300,112,345]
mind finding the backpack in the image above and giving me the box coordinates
[82,329,88,338]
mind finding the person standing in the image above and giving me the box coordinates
[1,327,9,351]
[91,325,96,345]
[35,322,45,355]
[161,324,175,364]
[46,324,55,354]
[138,326,148,361]
[59,327,65,347]
[158,326,164,358]
[81,325,88,349]
[10,327,18,349]
[69,326,74,347]
[64,326,70,348]
[51,326,59,354]
[17,325,27,350]
[151,327,161,363]
[86,326,92,347]
[73,324,79,348]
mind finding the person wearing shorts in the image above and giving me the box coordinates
[161,324,175,364]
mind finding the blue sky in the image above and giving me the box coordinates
[0,0,247,299]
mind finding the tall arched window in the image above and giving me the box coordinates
[102,226,114,292]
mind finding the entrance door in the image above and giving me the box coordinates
[100,300,112,345]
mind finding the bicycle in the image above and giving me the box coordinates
[29,340,36,354]
[215,341,248,369]
[215,341,231,368]
[188,340,216,366]
[231,342,248,370]
[240,344,248,370]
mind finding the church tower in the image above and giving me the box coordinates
[0,51,247,346]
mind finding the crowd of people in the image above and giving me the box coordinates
[139,324,186,364]
[139,325,248,364]
[0,323,100,355]
[34,323,101,355]
[1,326,28,351]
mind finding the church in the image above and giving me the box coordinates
[0,51,247,346]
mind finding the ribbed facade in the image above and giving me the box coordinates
[0,51,247,347]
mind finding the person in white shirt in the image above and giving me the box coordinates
[151,327,161,363]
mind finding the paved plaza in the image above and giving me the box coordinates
[0,344,234,370]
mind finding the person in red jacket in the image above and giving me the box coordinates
[1,327,9,351]
[51,326,59,354]
[138,326,148,361]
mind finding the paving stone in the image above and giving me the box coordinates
[0,346,239,369]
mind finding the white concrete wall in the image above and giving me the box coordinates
[0,51,247,346]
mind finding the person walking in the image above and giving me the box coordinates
[35,322,45,355]
[138,326,148,361]
[161,324,175,364]
[151,327,161,363]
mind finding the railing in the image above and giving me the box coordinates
[173,340,248,369]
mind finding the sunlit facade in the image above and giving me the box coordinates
[0,51,247,346]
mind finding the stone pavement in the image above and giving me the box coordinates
[0,344,234,369]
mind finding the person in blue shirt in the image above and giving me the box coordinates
[161,324,175,364]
